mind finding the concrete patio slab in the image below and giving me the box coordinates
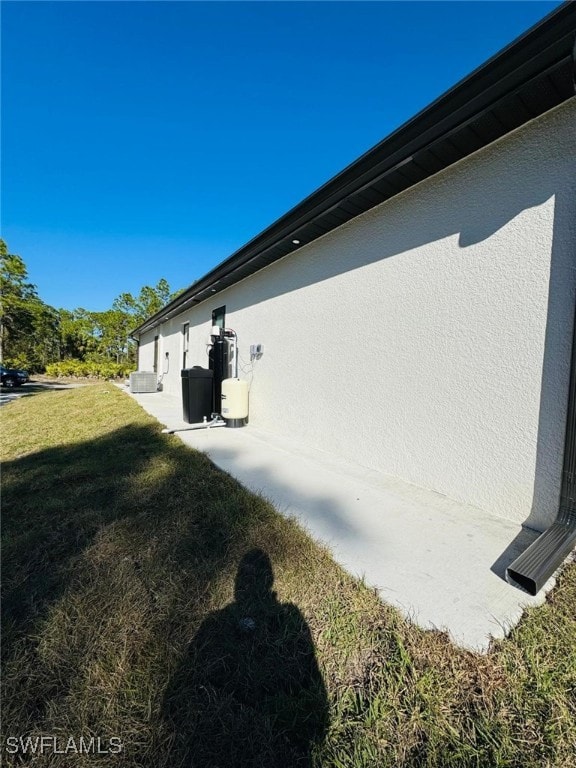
[119,385,558,652]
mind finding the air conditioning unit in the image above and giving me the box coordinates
[129,371,158,393]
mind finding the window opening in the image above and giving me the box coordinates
[182,323,190,369]
[211,306,226,329]
[153,336,159,373]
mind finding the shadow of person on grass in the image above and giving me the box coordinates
[162,548,329,767]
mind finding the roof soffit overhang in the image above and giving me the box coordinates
[132,3,576,338]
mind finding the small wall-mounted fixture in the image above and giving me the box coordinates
[292,239,300,245]
[250,343,264,360]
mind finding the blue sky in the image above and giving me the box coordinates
[2,1,562,311]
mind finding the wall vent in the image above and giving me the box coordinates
[129,371,158,394]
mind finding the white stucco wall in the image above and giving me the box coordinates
[138,98,576,529]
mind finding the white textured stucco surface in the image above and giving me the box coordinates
[138,98,576,529]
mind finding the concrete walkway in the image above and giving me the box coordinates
[119,385,557,652]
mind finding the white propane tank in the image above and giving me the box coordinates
[221,378,249,428]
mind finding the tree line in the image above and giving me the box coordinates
[0,239,181,377]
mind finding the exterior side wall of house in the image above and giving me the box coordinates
[138,98,576,530]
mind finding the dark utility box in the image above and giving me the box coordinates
[181,367,214,424]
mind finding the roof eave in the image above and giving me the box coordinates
[132,2,576,338]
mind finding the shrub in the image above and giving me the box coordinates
[3,356,37,373]
[45,360,133,379]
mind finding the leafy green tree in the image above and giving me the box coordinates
[112,278,179,329]
[0,239,59,370]
[107,279,182,366]
[1,239,35,363]
[89,309,134,365]
[16,301,60,369]
[58,308,98,360]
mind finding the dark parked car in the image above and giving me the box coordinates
[0,364,29,388]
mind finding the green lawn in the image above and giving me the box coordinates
[2,384,575,767]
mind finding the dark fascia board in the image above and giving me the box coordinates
[132,2,576,338]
